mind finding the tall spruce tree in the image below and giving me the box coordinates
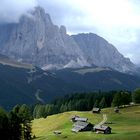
[19,104,32,140]
[99,97,107,109]
[9,105,22,140]
[94,100,99,108]
[0,107,10,140]
[133,88,140,103]
[112,92,121,107]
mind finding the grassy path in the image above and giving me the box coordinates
[97,114,107,126]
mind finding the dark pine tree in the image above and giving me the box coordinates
[99,97,107,109]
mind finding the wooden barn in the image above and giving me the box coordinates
[114,107,119,113]
[71,115,88,122]
[72,121,93,132]
[93,125,111,134]
[92,108,101,113]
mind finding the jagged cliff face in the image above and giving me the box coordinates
[0,7,86,69]
[72,33,135,72]
[0,7,135,72]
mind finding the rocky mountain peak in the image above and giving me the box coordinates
[0,6,136,73]
[34,6,45,14]
[0,6,85,69]
[27,6,53,26]
[60,25,67,35]
[72,33,135,73]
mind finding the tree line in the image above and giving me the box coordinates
[32,91,115,118]
[33,88,140,118]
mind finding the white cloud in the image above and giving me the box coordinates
[0,0,37,23]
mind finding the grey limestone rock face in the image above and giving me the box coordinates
[72,33,135,72]
[0,6,136,72]
[0,7,85,68]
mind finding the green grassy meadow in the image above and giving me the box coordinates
[32,105,140,140]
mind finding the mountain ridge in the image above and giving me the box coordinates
[0,6,136,73]
[72,33,135,73]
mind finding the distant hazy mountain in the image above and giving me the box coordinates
[0,6,136,73]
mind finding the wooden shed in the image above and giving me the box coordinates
[114,107,119,113]
[72,121,93,132]
[71,115,88,122]
[92,108,101,113]
[93,125,111,134]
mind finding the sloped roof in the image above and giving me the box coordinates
[114,107,119,110]
[71,115,88,122]
[75,117,88,122]
[71,115,79,119]
[93,108,100,112]
[74,121,89,127]
[94,125,111,131]
[72,121,89,132]
[72,126,83,132]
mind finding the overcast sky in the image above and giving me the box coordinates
[0,0,140,64]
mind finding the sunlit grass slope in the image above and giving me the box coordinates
[32,106,140,140]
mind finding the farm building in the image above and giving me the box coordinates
[92,108,101,113]
[93,125,111,134]
[72,121,93,132]
[71,115,88,122]
[53,131,62,135]
[114,107,119,113]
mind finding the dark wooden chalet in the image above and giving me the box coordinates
[92,108,101,113]
[114,107,119,113]
[53,131,62,135]
[71,115,88,122]
[93,125,111,134]
[72,121,93,132]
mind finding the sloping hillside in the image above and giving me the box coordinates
[32,105,140,140]
[0,56,83,109]
[0,54,140,110]
[54,67,140,91]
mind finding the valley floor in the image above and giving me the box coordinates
[32,105,140,140]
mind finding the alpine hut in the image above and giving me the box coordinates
[92,108,101,113]
[72,121,93,132]
[93,125,111,134]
